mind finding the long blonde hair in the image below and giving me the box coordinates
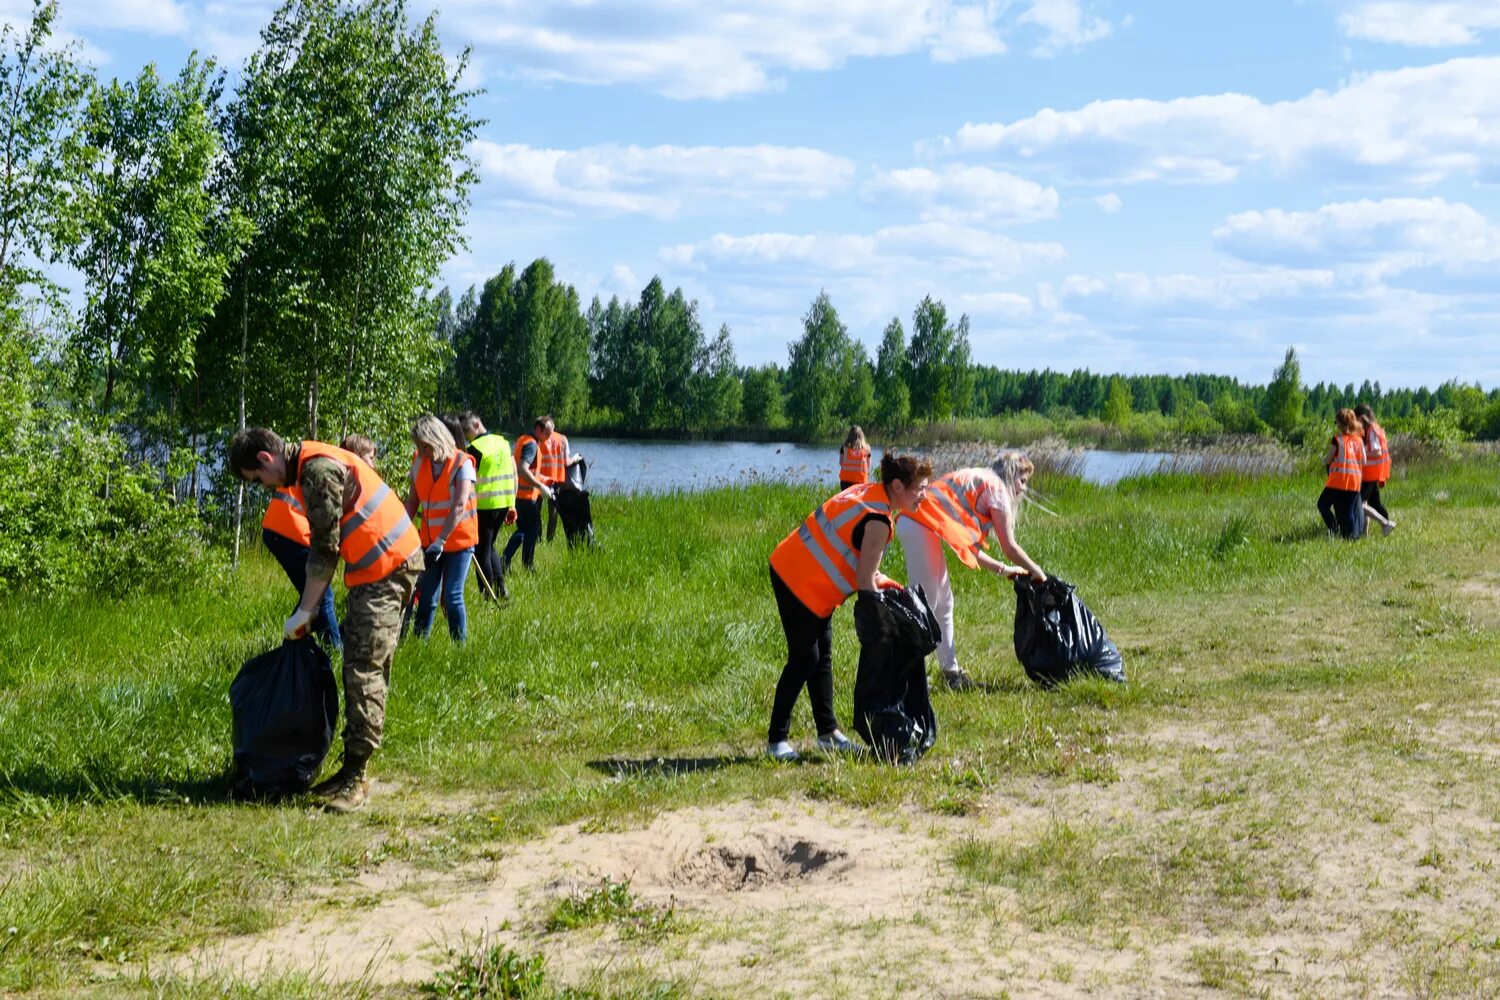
[989,451,1034,522]
[411,413,457,463]
[843,425,867,453]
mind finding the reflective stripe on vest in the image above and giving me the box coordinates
[262,489,311,545]
[515,434,542,501]
[1361,422,1391,483]
[416,452,479,552]
[536,433,568,486]
[291,441,421,587]
[469,433,516,510]
[898,468,996,569]
[839,446,870,484]
[1326,434,1364,492]
[768,482,893,618]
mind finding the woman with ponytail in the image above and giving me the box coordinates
[896,451,1046,691]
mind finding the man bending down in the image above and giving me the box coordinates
[230,427,423,812]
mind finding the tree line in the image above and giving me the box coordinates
[429,264,1500,442]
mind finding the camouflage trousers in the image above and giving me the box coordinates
[341,550,422,760]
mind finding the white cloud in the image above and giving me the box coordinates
[1212,198,1500,273]
[470,141,855,217]
[0,0,190,37]
[865,165,1058,224]
[418,0,1109,99]
[1019,0,1112,55]
[662,221,1065,278]
[1094,192,1122,213]
[1339,2,1500,47]
[936,56,1500,186]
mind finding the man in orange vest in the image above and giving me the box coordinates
[230,427,423,813]
[503,415,577,571]
[539,418,582,543]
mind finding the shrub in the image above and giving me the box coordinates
[0,426,222,596]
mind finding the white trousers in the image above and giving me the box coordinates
[895,516,958,671]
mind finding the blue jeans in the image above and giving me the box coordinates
[414,547,473,641]
[261,528,342,650]
[502,498,543,570]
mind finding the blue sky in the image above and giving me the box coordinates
[21,0,1500,388]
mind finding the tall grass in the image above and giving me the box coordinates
[2,455,1499,991]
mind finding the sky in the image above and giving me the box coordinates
[17,0,1500,388]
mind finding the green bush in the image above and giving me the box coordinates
[0,426,222,596]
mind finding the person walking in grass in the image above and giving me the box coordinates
[230,427,422,813]
[838,425,872,491]
[896,452,1046,691]
[1319,408,1368,539]
[540,418,582,543]
[460,411,517,600]
[765,452,932,762]
[504,415,570,572]
[1355,403,1396,536]
[404,415,478,641]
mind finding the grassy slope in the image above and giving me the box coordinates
[2,459,1499,996]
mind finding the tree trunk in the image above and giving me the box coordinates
[231,284,248,569]
[308,319,320,440]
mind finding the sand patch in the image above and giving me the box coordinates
[180,799,937,987]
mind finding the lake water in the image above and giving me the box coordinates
[567,437,1181,494]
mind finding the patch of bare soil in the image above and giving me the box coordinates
[174,742,1500,998]
[178,800,939,991]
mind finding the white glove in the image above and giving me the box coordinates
[283,608,314,641]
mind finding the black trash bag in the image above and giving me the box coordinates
[1013,576,1126,688]
[229,637,339,798]
[556,457,596,547]
[852,585,940,764]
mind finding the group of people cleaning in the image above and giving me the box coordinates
[1318,403,1397,540]
[765,427,1048,762]
[230,399,1407,806]
[229,413,583,811]
[228,417,1053,804]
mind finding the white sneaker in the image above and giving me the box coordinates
[814,730,860,754]
[766,741,802,763]
[1382,521,1396,537]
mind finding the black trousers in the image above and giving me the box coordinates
[1318,487,1365,539]
[474,507,509,596]
[502,498,543,570]
[767,567,839,743]
[1361,481,1389,521]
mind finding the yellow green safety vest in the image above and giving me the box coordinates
[469,433,517,511]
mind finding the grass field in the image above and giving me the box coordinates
[3,457,1500,997]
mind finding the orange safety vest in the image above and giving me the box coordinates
[261,489,311,546]
[1361,421,1391,484]
[414,451,479,552]
[1325,434,1364,492]
[839,446,871,484]
[514,434,546,502]
[769,482,893,618]
[536,432,569,486]
[899,468,998,569]
[289,441,421,587]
